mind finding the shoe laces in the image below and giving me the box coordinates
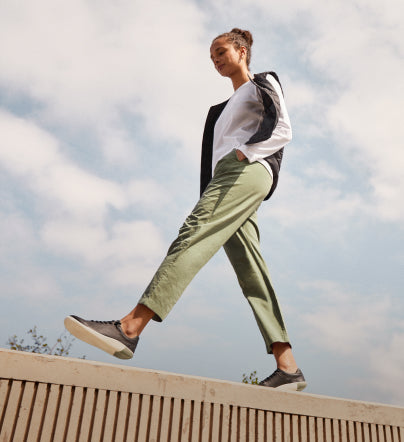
[89,319,120,325]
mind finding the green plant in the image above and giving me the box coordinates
[242,370,259,384]
[7,326,84,358]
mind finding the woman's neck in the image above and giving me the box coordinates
[231,69,252,91]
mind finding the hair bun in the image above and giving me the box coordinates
[230,28,253,47]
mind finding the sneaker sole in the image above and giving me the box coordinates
[64,316,133,360]
[276,382,307,392]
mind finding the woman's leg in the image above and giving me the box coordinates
[129,151,273,326]
[64,152,275,361]
[223,213,290,352]
[223,215,301,379]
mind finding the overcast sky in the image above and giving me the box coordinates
[1,0,403,406]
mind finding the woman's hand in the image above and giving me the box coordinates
[236,149,247,161]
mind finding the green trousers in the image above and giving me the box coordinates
[139,150,290,353]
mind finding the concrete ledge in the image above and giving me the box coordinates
[1,349,403,441]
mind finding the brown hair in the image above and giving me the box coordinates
[213,28,254,67]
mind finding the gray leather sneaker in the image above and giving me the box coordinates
[64,315,139,360]
[259,368,307,391]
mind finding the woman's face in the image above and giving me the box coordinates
[210,37,246,77]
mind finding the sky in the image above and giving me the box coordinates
[1,0,403,407]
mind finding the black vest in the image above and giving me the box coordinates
[200,72,284,201]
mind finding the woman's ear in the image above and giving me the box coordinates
[239,47,246,63]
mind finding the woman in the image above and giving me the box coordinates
[65,28,306,391]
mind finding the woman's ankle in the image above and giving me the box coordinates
[272,342,298,373]
[120,304,155,338]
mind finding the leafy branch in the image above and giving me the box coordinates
[242,370,259,385]
[7,326,85,358]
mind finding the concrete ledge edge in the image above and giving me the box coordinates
[1,349,403,427]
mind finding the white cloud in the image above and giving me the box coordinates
[296,279,404,405]
[0,0,223,165]
[0,210,62,301]
[147,324,206,350]
[235,0,404,223]
[369,329,404,404]
[262,170,366,238]
[0,111,127,220]
[0,273,61,302]
[42,219,166,287]
[308,2,404,222]
[0,110,170,215]
[303,161,345,182]
[0,110,170,293]
[298,280,391,354]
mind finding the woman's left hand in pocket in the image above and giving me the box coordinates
[236,149,247,161]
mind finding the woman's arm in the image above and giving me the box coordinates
[237,74,292,162]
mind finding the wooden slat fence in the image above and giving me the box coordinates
[0,349,403,441]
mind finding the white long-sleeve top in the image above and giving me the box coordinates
[212,73,292,177]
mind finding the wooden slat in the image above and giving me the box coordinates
[283,413,291,442]
[323,418,332,442]
[290,415,298,442]
[157,396,172,442]
[257,409,265,441]
[113,392,130,442]
[64,386,84,442]
[26,382,48,442]
[12,381,36,442]
[247,408,256,442]
[378,424,386,442]
[385,425,393,442]
[362,423,371,442]
[148,395,163,442]
[0,380,11,439]
[347,421,356,442]
[179,399,192,442]
[317,417,325,442]
[136,394,151,442]
[369,423,378,442]
[218,404,229,442]
[90,389,107,442]
[124,393,140,442]
[391,426,400,442]
[273,412,282,442]
[331,419,339,442]
[0,380,23,441]
[297,416,309,442]
[170,397,182,442]
[210,403,221,442]
[39,384,61,442]
[199,401,211,442]
[78,388,96,442]
[238,407,247,442]
[228,405,238,442]
[266,411,274,442]
[190,400,201,442]
[339,420,348,442]
[0,380,10,414]
[102,390,119,442]
[356,421,363,442]
[52,385,73,442]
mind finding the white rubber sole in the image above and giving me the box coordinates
[276,382,307,392]
[64,316,133,359]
